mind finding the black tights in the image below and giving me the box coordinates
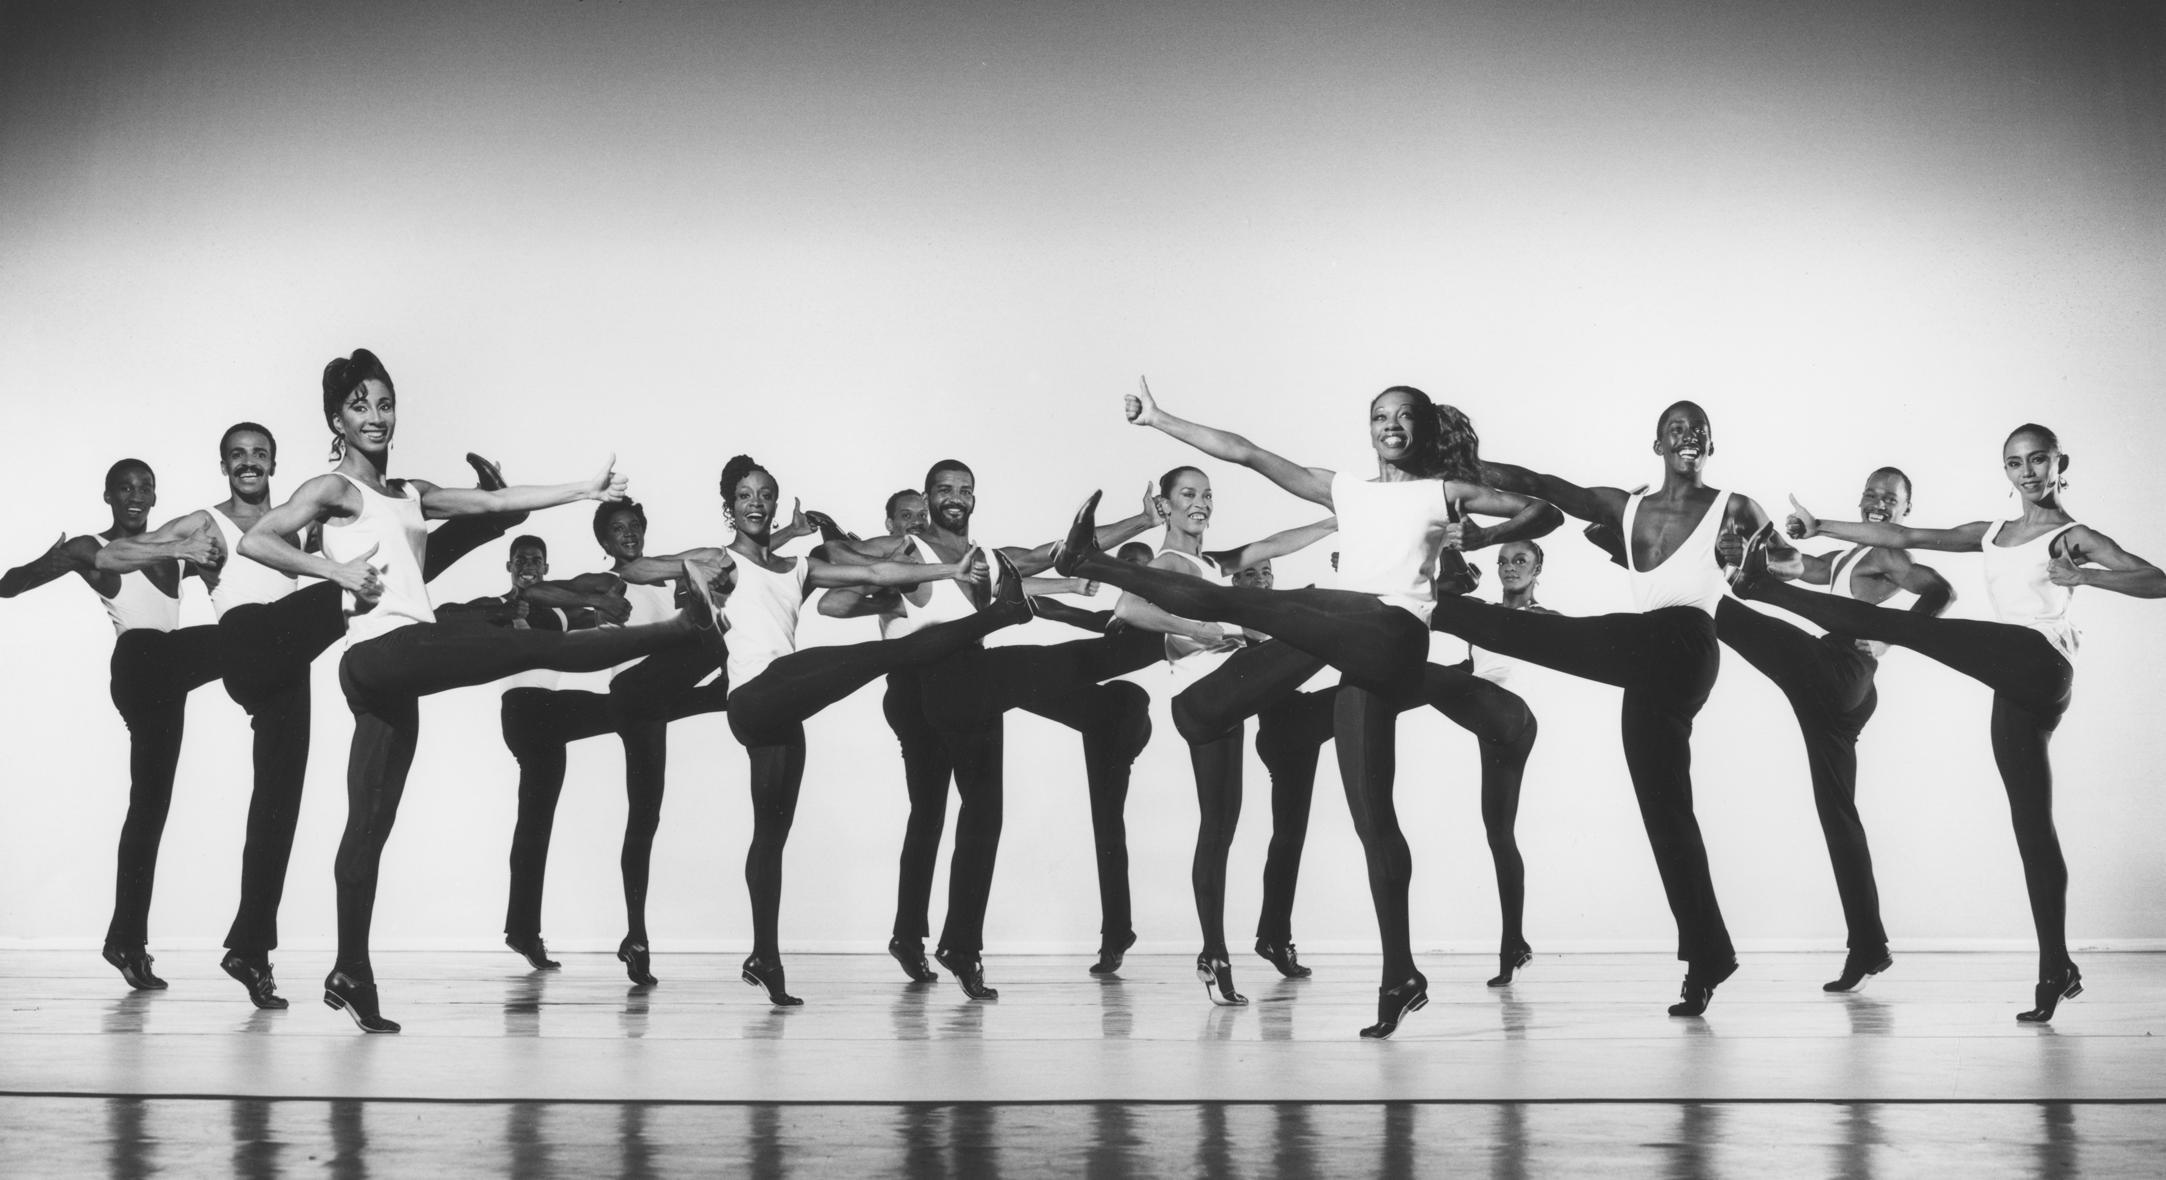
[104,626,225,951]
[333,614,699,978]
[727,609,1018,960]
[1071,551,1431,698]
[1715,598,1886,955]
[1746,580,2073,973]
[1430,598,1730,968]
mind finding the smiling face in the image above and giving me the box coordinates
[1159,468,1213,542]
[1652,401,1712,476]
[1231,559,1274,590]
[1370,389,1426,467]
[1495,541,1541,593]
[925,467,975,537]
[506,542,549,588]
[333,378,396,459]
[1857,470,1911,525]
[728,468,781,540]
[597,505,647,562]
[220,429,276,502]
[2003,430,2065,506]
[104,466,157,531]
[887,492,930,537]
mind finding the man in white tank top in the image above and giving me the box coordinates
[1458,401,1782,1016]
[816,461,1159,990]
[2,458,224,994]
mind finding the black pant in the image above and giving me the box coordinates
[1716,597,1885,955]
[1745,579,2074,974]
[334,615,697,977]
[1430,599,1731,968]
[104,626,225,950]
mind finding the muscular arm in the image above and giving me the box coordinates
[1000,504,1158,576]
[806,555,972,592]
[2055,526,2166,599]
[1788,497,1989,553]
[1476,461,1629,529]
[240,475,374,588]
[1,534,106,598]
[816,585,902,619]
[615,548,730,586]
[1446,482,1567,549]
[1208,517,1337,573]
[93,511,223,578]
[1879,549,1956,615]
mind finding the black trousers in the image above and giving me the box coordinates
[104,626,225,950]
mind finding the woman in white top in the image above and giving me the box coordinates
[1056,381,1562,1037]
[1750,424,2165,1022]
[240,349,721,1033]
[1109,465,1336,1007]
[616,454,1031,1006]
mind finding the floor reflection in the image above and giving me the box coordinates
[500,974,550,1037]
[35,1097,2166,1180]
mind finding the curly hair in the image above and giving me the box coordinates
[593,497,647,547]
[1375,386,1482,482]
[719,454,772,506]
[321,349,394,460]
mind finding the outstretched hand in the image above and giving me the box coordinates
[1786,494,1820,540]
[586,454,629,502]
[1125,376,1163,428]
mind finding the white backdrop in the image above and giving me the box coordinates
[3,0,2163,958]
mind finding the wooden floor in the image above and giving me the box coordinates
[3,949,2161,1177]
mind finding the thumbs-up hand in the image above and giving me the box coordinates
[1715,524,1749,569]
[1785,494,1819,540]
[586,454,629,502]
[1126,377,1162,427]
[333,542,384,605]
[2046,551,2087,588]
[1442,497,1483,550]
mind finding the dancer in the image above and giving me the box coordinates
[1058,380,1561,1036]
[238,348,720,1033]
[613,454,1034,1005]
[818,463,1159,999]
[1456,400,1780,1016]
[2,460,222,991]
[1742,424,2163,1022]
[1705,469,1952,992]
[1108,465,1337,1004]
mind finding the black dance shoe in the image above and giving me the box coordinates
[1359,973,1430,1039]
[1197,954,1247,1006]
[505,934,560,971]
[1254,939,1313,980]
[1668,959,1740,1017]
[1727,523,1776,596]
[1582,520,1629,567]
[888,937,939,983]
[934,947,999,1001]
[617,937,657,988]
[2016,962,2083,1024]
[323,971,401,1034]
[989,551,1037,623]
[1089,931,1137,977]
[220,952,288,1010]
[1435,549,1479,597]
[1051,490,1104,577]
[741,954,804,1007]
[1822,950,1893,993]
[101,944,166,991]
[465,452,508,491]
[682,558,728,633]
[1487,947,1534,988]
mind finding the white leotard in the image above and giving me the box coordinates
[1156,548,1240,680]
[97,562,179,635]
[881,536,977,640]
[1624,489,1734,616]
[1330,473,1452,623]
[724,556,813,694]
[1827,546,1915,659]
[321,473,432,646]
[1982,519,2081,663]
[206,506,297,619]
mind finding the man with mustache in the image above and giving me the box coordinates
[81,425,522,1005]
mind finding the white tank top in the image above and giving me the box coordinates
[321,473,433,646]
[1156,548,1239,675]
[98,563,179,635]
[1330,473,1452,623]
[880,535,977,640]
[1982,520,2080,663]
[207,506,298,618]
[1625,489,1734,616]
[554,576,686,692]
[1470,642,1516,686]
[1827,546,1915,659]
[724,556,813,694]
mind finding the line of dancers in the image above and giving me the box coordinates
[5,350,2159,1038]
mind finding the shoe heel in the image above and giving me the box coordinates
[1408,993,1430,1013]
[323,991,344,1012]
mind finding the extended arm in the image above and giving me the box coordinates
[1111,554,1242,647]
[1127,379,1334,507]
[807,554,977,592]
[1476,461,1629,529]
[1445,483,1566,549]
[1786,496,1988,552]
[616,548,730,586]
[2053,527,2166,598]
[1208,517,1337,573]
[415,456,628,520]
[0,534,104,597]
[1880,549,1957,614]
[239,476,385,598]
[1001,487,1159,575]
[91,512,221,575]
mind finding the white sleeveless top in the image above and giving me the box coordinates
[880,535,977,640]
[552,576,685,692]
[1470,642,1517,686]
[207,507,298,618]
[1827,546,1915,659]
[321,473,432,646]
[1982,520,2081,663]
[724,556,813,694]
[1625,489,1734,616]
[98,563,179,635]
[1156,548,1239,676]
[1330,473,1452,623]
